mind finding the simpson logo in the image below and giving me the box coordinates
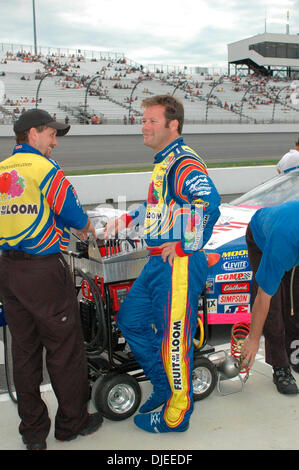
[221,282,250,293]
[223,260,249,271]
[218,294,250,305]
[224,304,251,313]
[215,271,253,282]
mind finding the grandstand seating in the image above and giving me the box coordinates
[0,50,298,125]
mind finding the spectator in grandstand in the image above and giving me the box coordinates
[105,94,220,433]
[277,138,299,174]
[0,109,103,450]
[242,201,299,394]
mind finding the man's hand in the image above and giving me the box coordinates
[160,241,178,266]
[104,217,126,240]
[241,336,260,369]
[240,286,272,369]
[76,218,96,241]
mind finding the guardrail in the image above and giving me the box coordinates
[68,165,277,205]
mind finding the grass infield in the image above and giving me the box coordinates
[65,159,277,176]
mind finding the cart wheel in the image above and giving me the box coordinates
[91,373,141,421]
[192,356,217,401]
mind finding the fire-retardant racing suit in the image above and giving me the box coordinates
[246,201,299,370]
[0,143,92,443]
[117,137,220,432]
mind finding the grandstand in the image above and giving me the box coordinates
[0,46,299,126]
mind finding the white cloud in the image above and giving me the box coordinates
[0,0,298,67]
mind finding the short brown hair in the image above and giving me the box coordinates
[15,124,48,144]
[141,94,184,135]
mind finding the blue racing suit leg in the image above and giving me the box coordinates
[117,250,208,430]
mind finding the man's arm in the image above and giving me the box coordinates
[104,203,146,239]
[76,217,96,241]
[41,160,96,239]
[241,287,272,368]
[165,160,220,260]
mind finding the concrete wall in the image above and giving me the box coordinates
[0,123,279,205]
[68,165,277,205]
[1,123,299,137]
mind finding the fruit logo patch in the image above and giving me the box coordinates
[0,169,25,200]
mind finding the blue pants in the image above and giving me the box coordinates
[117,251,207,429]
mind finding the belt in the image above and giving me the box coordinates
[2,250,44,259]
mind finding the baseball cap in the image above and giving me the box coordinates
[277,148,299,174]
[13,109,70,136]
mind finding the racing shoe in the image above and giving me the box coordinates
[273,367,299,394]
[134,411,189,433]
[139,388,167,413]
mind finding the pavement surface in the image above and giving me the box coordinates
[1,337,299,452]
[0,132,297,171]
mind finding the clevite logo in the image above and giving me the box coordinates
[215,271,253,282]
[223,261,249,271]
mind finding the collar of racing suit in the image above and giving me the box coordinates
[12,143,43,157]
[153,137,184,164]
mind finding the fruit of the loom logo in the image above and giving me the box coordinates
[0,169,25,198]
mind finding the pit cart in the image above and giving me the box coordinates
[63,236,221,421]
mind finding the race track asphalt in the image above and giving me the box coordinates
[0,131,298,171]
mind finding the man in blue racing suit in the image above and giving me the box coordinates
[242,201,299,394]
[105,95,220,433]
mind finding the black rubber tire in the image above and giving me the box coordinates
[91,373,142,421]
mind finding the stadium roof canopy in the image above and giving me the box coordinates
[227,33,299,76]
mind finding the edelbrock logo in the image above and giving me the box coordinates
[222,260,249,271]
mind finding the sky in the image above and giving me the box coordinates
[1,0,299,69]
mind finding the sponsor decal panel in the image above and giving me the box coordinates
[198,298,217,313]
[224,304,251,313]
[205,241,253,317]
[221,282,250,293]
[215,271,253,282]
[206,278,215,294]
[222,260,249,271]
[218,293,251,305]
